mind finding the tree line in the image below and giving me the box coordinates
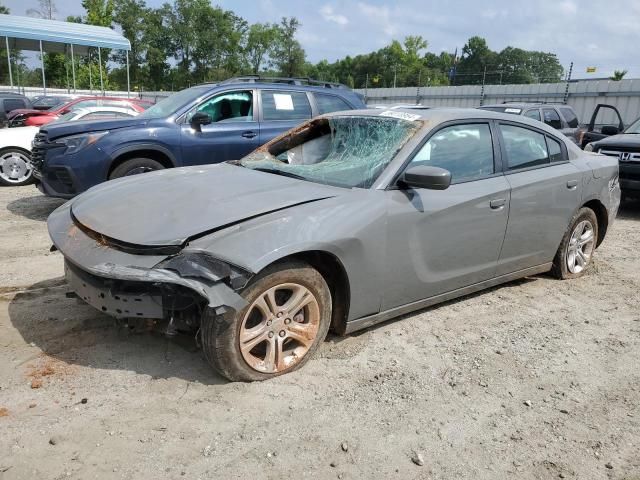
[0,0,572,92]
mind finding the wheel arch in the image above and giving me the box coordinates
[0,145,31,157]
[108,145,177,178]
[259,250,351,335]
[581,198,608,247]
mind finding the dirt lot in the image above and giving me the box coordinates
[0,185,639,480]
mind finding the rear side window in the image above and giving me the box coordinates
[560,107,579,128]
[500,124,549,170]
[524,109,541,121]
[547,136,564,162]
[261,90,311,121]
[542,108,562,129]
[3,99,26,112]
[410,123,494,183]
[315,93,351,114]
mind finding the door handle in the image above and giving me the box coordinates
[566,179,579,189]
[490,198,506,209]
[241,131,257,139]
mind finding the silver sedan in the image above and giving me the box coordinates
[48,108,620,381]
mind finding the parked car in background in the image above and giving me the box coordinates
[30,94,80,111]
[0,92,31,128]
[48,107,619,381]
[0,106,140,186]
[578,104,626,148]
[479,102,583,144]
[32,76,367,198]
[7,96,152,128]
[585,115,640,200]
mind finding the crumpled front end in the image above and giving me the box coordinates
[48,202,251,325]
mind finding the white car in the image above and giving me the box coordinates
[0,106,138,186]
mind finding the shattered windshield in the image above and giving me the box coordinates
[239,116,420,188]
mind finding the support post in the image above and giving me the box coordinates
[70,44,76,92]
[479,65,487,106]
[5,36,13,88]
[98,47,104,94]
[126,50,130,98]
[88,49,93,93]
[39,40,46,94]
[563,61,573,104]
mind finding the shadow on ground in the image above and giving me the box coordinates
[7,277,228,385]
[618,197,640,220]
[6,194,66,221]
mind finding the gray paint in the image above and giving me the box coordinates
[48,107,620,332]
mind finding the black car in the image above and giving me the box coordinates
[0,92,31,128]
[585,116,640,199]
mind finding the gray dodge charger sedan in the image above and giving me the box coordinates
[48,108,620,381]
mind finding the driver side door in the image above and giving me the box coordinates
[383,121,511,311]
[180,89,260,166]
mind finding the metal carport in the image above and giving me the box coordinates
[0,14,131,95]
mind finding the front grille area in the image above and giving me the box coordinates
[30,131,49,172]
[599,148,640,162]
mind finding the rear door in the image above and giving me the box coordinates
[558,106,581,143]
[180,89,260,166]
[496,122,582,275]
[258,90,313,145]
[383,121,511,310]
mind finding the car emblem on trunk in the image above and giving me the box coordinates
[619,152,631,162]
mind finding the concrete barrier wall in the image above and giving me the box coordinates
[356,79,640,126]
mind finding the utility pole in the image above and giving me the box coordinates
[563,61,573,104]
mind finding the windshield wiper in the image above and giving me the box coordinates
[253,167,307,180]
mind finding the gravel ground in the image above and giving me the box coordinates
[0,184,639,480]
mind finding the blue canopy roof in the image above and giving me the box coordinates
[0,14,131,53]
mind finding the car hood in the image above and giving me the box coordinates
[43,117,149,140]
[7,108,44,119]
[594,133,640,149]
[70,163,343,247]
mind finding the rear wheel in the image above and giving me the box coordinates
[0,148,33,186]
[109,158,164,179]
[201,261,332,382]
[551,207,598,279]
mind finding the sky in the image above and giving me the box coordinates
[3,0,640,79]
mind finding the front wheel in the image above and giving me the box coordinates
[551,207,598,279]
[201,261,332,382]
[0,148,33,186]
[109,158,164,180]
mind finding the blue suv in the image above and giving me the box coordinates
[31,77,366,198]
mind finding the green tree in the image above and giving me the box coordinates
[0,4,9,13]
[112,0,148,88]
[82,0,114,27]
[610,69,627,81]
[271,17,306,77]
[244,23,279,73]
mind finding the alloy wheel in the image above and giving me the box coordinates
[566,220,595,274]
[239,283,320,374]
[0,150,32,184]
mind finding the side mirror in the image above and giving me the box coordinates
[190,111,212,131]
[400,165,451,190]
[601,125,619,136]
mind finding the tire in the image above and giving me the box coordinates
[109,158,164,180]
[0,148,34,186]
[201,260,332,382]
[551,207,598,280]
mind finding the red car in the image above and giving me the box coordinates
[7,96,153,127]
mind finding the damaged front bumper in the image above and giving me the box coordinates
[49,202,250,320]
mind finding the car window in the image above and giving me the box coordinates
[410,123,494,183]
[547,136,564,162]
[500,124,549,170]
[542,108,562,129]
[559,107,579,128]
[102,100,134,110]
[261,90,311,121]
[3,99,26,112]
[188,90,253,123]
[70,100,98,110]
[315,93,351,115]
[81,111,134,120]
[524,109,541,121]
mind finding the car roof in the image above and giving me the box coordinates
[68,106,138,115]
[322,107,567,136]
[480,102,573,110]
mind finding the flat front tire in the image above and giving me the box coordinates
[201,261,332,382]
[551,207,598,279]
